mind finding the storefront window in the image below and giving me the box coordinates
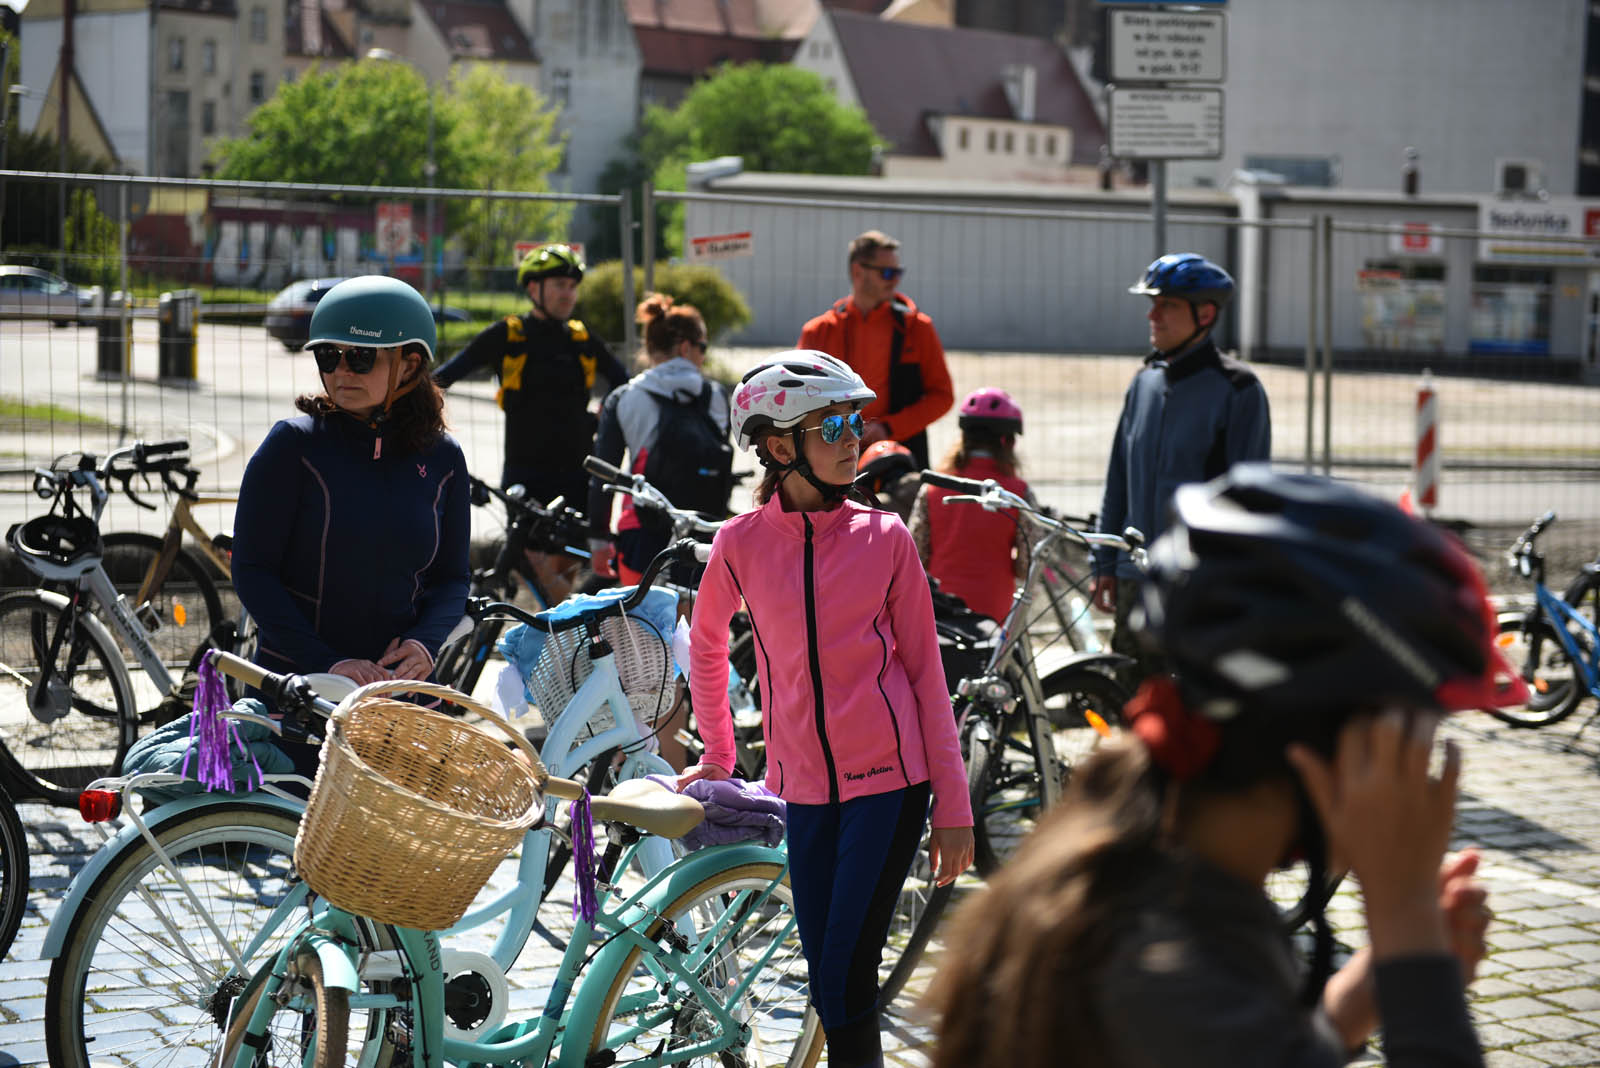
[1470,266,1552,355]
[1358,259,1446,352]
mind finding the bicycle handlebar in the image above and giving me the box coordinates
[468,475,590,555]
[919,470,1145,558]
[584,454,723,538]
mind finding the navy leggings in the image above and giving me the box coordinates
[785,781,930,1067]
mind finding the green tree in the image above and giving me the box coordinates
[212,59,567,273]
[629,63,882,254]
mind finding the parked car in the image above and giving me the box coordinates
[0,266,98,326]
[265,276,469,350]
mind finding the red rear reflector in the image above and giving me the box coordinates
[79,789,122,823]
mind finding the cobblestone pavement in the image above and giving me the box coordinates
[3,708,1599,1066]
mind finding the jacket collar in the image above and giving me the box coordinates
[1144,336,1221,384]
[757,490,858,540]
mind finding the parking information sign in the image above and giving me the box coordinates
[1108,87,1224,160]
[1110,10,1226,82]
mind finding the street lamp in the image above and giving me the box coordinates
[366,48,436,303]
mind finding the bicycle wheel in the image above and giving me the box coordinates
[218,952,348,1068]
[98,532,224,677]
[45,801,397,1068]
[1562,566,1600,634]
[0,780,27,960]
[583,862,816,1067]
[1267,861,1346,933]
[1042,667,1130,782]
[0,591,137,805]
[877,821,955,1008]
[968,699,1060,878]
[1489,613,1590,727]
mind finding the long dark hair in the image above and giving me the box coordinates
[296,342,447,454]
[937,424,1020,478]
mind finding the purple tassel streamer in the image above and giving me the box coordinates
[178,653,264,793]
[569,789,600,926]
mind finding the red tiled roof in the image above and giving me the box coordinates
[420,0,537,62]
[634,25,793,76]
[828,10,1105,164]
[626,0,761,36]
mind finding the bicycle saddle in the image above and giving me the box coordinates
[588,777,705,840]
[8,515,104,580]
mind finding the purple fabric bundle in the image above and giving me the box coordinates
[569,789,600,925]
[647,775,787,851]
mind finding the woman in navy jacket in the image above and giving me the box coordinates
[233,276,470,731]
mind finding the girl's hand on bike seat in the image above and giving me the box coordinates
[674,762,732,792]
[329,658,394,686]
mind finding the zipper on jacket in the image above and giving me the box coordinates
[802,514,841,803]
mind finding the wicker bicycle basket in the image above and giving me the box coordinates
[524,610,676,740]
[294,682,545,931]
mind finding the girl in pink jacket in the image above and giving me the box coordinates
[678,351,973,1068]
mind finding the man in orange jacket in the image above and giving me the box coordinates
[797,230,954,468]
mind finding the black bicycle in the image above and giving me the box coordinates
[0,775,27,960]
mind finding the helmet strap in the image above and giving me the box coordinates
[528,278,549,319]
[758,430,853,505]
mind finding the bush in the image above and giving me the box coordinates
[578,261,752,348]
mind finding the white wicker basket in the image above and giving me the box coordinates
[524,611,675,740]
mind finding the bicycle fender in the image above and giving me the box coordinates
[302,929,361,992]
[41,793,304,959]
[555,842,788,1068]
[29,589,140,719]
[1041,651,1133,680]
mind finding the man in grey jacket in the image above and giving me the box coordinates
[1090,254,1271,675]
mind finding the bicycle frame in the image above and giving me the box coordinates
[1533,582,1600,699]
[137,490,238,611]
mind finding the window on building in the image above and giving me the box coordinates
[957,126,969,151]
[1045,134,1057,157]
[986,129,997,152]
[250,6,267,42]
[250,70,267,104]
[1470,266,1553,355]
[550,68,572,106]
[201,99,216,135]
[202,39,216,74]
[822,42,831,58]
[163,90,190,175]
[1003,131,1014,153]
[169,37,185,71]
[1358,259,1447,352]
[1027,133,1036,155]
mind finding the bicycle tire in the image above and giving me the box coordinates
[0,780,27,960]
[1042,667,1130,783]
[97,531,224,677]
[0,591,137,806]
[878,837,955,1007]
[1489,613,1590,727]
[45,800,399,1068]
[582,862,816,1067]
[218,952,348,1068]
[969,692,1060,878]
[1562,565,1600,635]
[1268,862,1346,934]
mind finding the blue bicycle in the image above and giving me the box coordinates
[1490,511,1600,730]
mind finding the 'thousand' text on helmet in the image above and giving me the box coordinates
[958,387,1024,436]
[1129,253,1235,310]
[1139,464,1527,726]
[517,243,586,288]
[731,351,876,451]
[304,275,436,361]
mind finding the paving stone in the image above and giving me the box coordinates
[1519,1041,1600,1066]
[1472,1021,1538,1048]
[1493,949,1584,970]
[1475,996,1565,1021]
[1544,987,1600,1013]
[1472,977,1532,998]
[1512,1013,1600,1041]
[1488,930,1546,951]
[1483,1050,1552,1068]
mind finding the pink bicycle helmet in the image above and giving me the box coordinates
[731,350,876,451]
[958,387,1023,435]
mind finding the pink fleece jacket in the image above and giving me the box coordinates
[691,493,973,828]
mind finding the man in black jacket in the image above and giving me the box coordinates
[434,243,629,515]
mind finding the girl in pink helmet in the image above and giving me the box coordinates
[678,350,974,1068]
[908,387,1034,622]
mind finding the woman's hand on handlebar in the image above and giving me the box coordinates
[378,638,435,681]
[674,762,731,792]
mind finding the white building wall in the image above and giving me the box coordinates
[1169,0,1587,196]
[19,12,151,172]
[790,12,858,109]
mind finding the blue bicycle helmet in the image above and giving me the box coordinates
[1129,253,1235,310]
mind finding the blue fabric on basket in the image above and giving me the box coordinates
[497,585,682,704]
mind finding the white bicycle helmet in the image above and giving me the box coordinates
[731,350,876,451]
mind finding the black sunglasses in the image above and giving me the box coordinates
[311,343,380,375]
[867,265,904,281]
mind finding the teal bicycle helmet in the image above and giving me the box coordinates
[304,275,436,362]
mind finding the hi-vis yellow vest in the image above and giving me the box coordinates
[495,315,598,410]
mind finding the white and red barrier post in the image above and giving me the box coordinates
[1414,369,1439,516]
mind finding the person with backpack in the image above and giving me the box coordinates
[586,292,733,583]
[797,230,954,469]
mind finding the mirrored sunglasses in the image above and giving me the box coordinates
[874,266,905,281]
[311,343,380,375]
[798,411,865,444]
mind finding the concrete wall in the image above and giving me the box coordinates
[1169,0,1587,197]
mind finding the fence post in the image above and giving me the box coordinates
[1304,215,1318,473]
[1319,213,1333,475]
[642,180,655,299]
[1415,368,1439,515]
[619,188,636,359]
